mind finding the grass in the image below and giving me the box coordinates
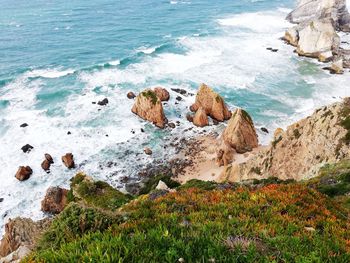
[26,181,350,262]
[141,90,158,105]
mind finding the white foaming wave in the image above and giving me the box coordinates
[108,60,120,66]
[26,69,75,79]
[136,45,160,55]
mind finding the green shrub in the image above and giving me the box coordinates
[139,174,180,195]
[177,179,217,191]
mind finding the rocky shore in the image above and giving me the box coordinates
[283,0,350,73]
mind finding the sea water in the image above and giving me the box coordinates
[1,0,350,235]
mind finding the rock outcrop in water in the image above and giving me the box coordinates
[190,84,231,126]
[131,89,166,128]
[284,0,350,70]
[223,98,350,182]
[62,153,75,169]
[15,166,32,181]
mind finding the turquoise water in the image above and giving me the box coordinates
[1,0,350,232]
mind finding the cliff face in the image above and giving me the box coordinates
[224,98,350,182]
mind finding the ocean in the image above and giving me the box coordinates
[1,0,350,235]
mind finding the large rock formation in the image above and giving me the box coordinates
[284,0,350,69]
[224,98,350,182]
[297,19,340,61]
[190,84,231,124]
[0,218,50,257]
[216,109,258,166]
[41,187,68,214]
[193,107,209,127]
[287,0,350,31]
[131,89,166,128]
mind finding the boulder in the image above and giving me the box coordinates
[41,187,68,214]
[0,218,50,257]
[296,19,339,61]
[127,91,136,99]
[193,107,209,127]
[41,160,51,172]
[62,153,75,169]
[44,153,54,164]
[191,84,231,122]
[19,123,28,128]
[21,144,33,153]
[155,180,170,191]
[153,87,170,101]
[222,109,258,154]
[330,58,344,73]
[168,122,176,129]
[15,166,32,181]
[131,89,166,128]
[144,147,153,155]
[97,98,109,106]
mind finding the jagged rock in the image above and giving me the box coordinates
[41,187,68,214]
[284,26,299,46]
[155,180,170,191]
[222,109,258,154]
[153,87,170,101]
[62,153,75,169]
[227,98,350,182]
[0,245,31,263]
[144,147,153,155]
[191,84,231,122]
[21,144,33,153]
[193,107,209,127]
[131,89,166,128]
[297,19,339,61]
[15,166,32,181]
[286,0,350,32]
[19,123,28,128]
[0,218,50,257]
[127,92,136,99]
[97,98,109,106]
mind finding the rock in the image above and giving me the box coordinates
[186,113,194,123]
[216,141,235,167]
[19,123,28,128]
[41,187,68,214]
[228,98,350,182]
[284,26,299,46]
[168,122,176,129]
[131,89,166,128]
[222,109,258,154]
[97,98,109,106]
[21,144,33,153]
[286,0,350,31]
[44,153,54,164]
[144,147,153,155]
[189,105,197,112]
[0,198,3,203]
[62,153,75,169]
[155,180,170,191]
[15,166,32,181]
[176,96,182,101]
[41,160,51,172]
[67,131,71,135]
[153,87,170,101]
[261,127,269,133]
[193,107,209,127]
[0,245,31,263]
[171,88,187,95]
[191,84,231,122]
[297,19,339,61]
[127,91,136,99]
[330,58,344,74]
[0,218,50,257]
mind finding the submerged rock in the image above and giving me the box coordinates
[131,89,166,128]
[15,166,32,181]
[41,187,68,214]
[62,153,75,169]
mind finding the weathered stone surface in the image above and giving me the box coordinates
[15,166,32,181]
[62,153,75,169]
[0,218,50,257]
[131,89,166,128]
[284,26,299,46]
[191,84,231,122]
[226,98,350,182]
[222,109,258,154]
[153,87,170,101]
[193,107,209,127]
[41,187,68,214]
[0,245,31,263]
